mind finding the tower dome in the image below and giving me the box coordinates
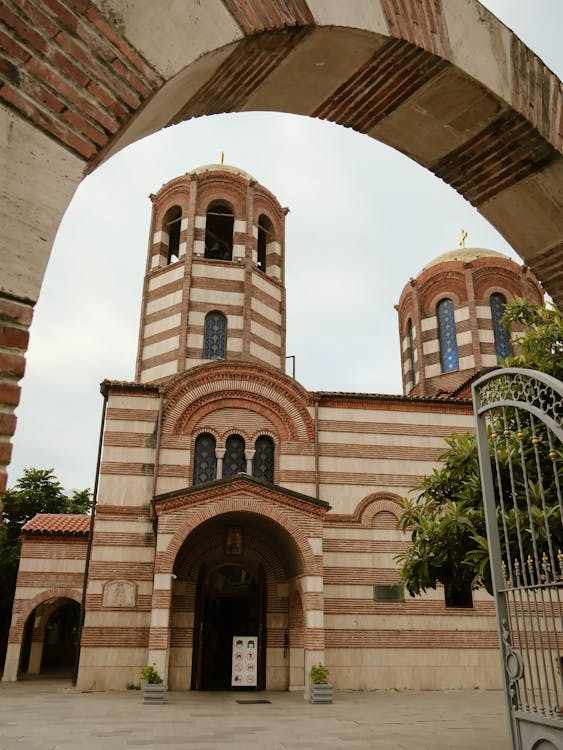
[396,246,543,397]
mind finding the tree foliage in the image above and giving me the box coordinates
[397,300,563,599]
[0,468,91,666]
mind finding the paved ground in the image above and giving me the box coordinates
[0,679,510,750]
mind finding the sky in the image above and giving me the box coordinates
[8,0,563,493]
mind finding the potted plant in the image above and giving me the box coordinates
[309,663,332,704]
[140,665,167,704]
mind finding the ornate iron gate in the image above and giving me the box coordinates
[473,368,563,749]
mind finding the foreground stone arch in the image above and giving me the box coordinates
[2,0,563,491]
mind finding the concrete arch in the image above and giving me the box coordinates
[2,0,563,491]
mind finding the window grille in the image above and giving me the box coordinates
[203,311,227,359]
[374,585,404,602]
[406,319,416,382]
[490,292,512,358]
[192,433,217,485]
[252,435,275,483]
[222,434,246,478]
[437,298,459,372]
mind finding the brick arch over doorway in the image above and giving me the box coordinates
[2,0,563,493]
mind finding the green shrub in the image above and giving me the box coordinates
[310,663,330,684]
[140,666,163,685]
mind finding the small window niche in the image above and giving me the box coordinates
[164,205,182,265]
[444,582,473,608]
[374,584,404,602]
[205,200,234,261]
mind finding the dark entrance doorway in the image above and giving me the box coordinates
[192,564,266,690]
[19,599,80,677]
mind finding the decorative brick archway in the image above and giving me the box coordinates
[1,0,563,492]
[146,475,328,693]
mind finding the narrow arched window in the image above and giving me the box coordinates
[193,433,217,485]
[257,214,273,273]
[163,205,182,264]
[222,434,246,478]
[205,200,234,261]
[437,298,459,372]
[490,292,512,358]
[203,311,227,359]
[406,319,416,382]
[252,435,275,483]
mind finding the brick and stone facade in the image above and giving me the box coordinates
[4,165,527,694]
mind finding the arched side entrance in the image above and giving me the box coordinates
[9,593,81,680]
[1,1,563,494]
[148,478,327,695]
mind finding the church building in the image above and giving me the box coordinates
[3,164,543,694]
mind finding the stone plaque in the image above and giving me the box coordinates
[102,579,136,608]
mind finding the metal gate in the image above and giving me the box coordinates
[473,367,563,749]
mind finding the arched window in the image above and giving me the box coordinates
[205,200,234,261]
[257,214,273,273]
[437,298,459,372]
[252,435,275,483]
[222,434,246,478]
[163,205,182,264]
[490,292,512,358]
[193,433,217,485]
[203,311,227,359]
[406,319,416,381]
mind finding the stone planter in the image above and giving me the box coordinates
[143,683,167,704]
[309,682,333,704]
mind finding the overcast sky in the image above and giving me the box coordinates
[9,1,563,492]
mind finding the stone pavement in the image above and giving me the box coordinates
[0,679,510,750]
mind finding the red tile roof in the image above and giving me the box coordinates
[22,514,90,536]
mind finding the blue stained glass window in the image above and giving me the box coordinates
[490,293,512,358]
[203,311,227,359]
[437,298,459,373]
[193,433,217,485]
[222,434,246,478]
[252,435,275,483]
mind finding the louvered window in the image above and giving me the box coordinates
[192,433,217,486]
[252,436,275,483]
[222,434,246,478]
[203,311,227,359]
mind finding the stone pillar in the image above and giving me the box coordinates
[147,572,173,688]
[28,638,44,675]
[215,447,226,479]
[245,449,256,475]
[300,574,325,699]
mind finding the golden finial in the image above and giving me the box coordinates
[459,229,468,248]
[220,151,224,165]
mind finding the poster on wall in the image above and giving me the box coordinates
[232,636,258,687]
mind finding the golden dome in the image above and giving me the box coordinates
[424,247,506,269]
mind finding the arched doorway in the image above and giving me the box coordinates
[192,563,266,690]
[168,510,307,692]
[19,598,80,678]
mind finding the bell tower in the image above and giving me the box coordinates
[135,164,287,383]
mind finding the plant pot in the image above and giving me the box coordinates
[309,682,333,704]
[143,683,167,704]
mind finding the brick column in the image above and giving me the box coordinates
[464,266,482,372]
[0,293,33,498]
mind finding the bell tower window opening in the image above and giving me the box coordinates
[406,319,416,383]
[164,206,182,264]
[257,214,273,273]
[437,298,459,373]
[252,435,275,483]
[222,434,246,478]
[193,433,217,486]
[205,200,234,261]
[490,292,512,358]
[203,311,227,360]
